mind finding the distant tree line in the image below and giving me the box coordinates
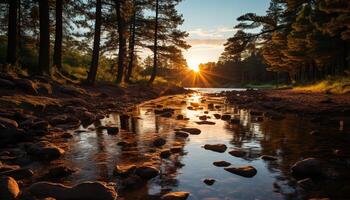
[221,0,350,84]
[0,0,189,85]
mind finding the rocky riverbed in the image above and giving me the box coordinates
[1,77,350,200]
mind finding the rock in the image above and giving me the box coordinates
[213,161,231,167]
[114,164,136,176]
[0,176,20,200]
[0,78,15,88]
[224,166,257,178]
[204,144,227,153]
[14,78,38,94]
[203,179,215,186]
[175,131,189,138]
[221,115,231,121]
[187,106,193,110]
[180,128,201,135]
[26,141,65,160]
[261,155,278,161]
[0,163,20,172]
[28,181,117,200]
[170,147,182,153]
[204,111,209,114]
[161,191,190,200]
[32,120,49,130]
[0,168,34,180]
[230,118,240,125]
[190,102,199,107]
[213,114,221,119]
[153,138,166,147]
[215,105,221,109]
[298,178,314,190]
[228,149,246,157]
[250,111,263,116]
[176,115,184,120]
[106,127,119,135]
[79,111,96,125]
[291,158,323,177]
[47,166,76,179]
[135,165,159,180]
[0,116,18,129]
[61,132,73,139]
[199,115,207,121]
[208,103,214,109]
[196,121,216,125]
[160,149,171,159]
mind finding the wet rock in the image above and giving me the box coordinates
[187,106,194,110]
[0,78,15,88]
[121,174,144,189]
[26,141,65,160]
[208,103,214,109]
[196,121,215,125]
[230,118,240,125]
[135,165,159,180]
[261,155,278,161]
[250,111,263,116]
[161,112,173,118]
[47,166,76,179]
[79,111,96,125]
[190,102,200,107]
[14,78,38,95]
[32,120,49,130]
[114,164,136,176]
[291,158,323,177]
[228,149,246,157]
[203,179,215,186]
[161,191,190,200]
[28,181,117,200]
[0,168,34,180]
[204,111,209,114]
[204,144,227,153]
[199,115,208,121]
[0,176,20,200]
[176,115,184,120]
[213,114,221,119]
[153,138,166,147]
[0,116,18,129]
[221,115,231,121]
[61,132,73,139]
[298,178,314,190]
[180,128,201,135]
[106,127,119,135]
[160,149,171,159]
[215,105,221,109]
[175,131,189,138]
[224,166,257,178]
[170,147,183,153]
[213,161,231,167]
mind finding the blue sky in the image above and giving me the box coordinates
[177,0,270,68]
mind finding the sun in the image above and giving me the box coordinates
[189,65,200,73]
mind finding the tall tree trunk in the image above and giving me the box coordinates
[116,0,127,84]
[38,0,50,75]
[87,0,102,85]
[149,0,159,83]
[53,0,63,70]
[6,0,18,65]
[125,0,137,83]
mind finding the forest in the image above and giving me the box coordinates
[1,0,348,87]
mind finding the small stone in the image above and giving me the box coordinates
[161,191,190,200]
[213,114,221,119]
[199,115,207,121]
[114,164,136,176]
[170,147,182,153]
[224,166,257,178]
[261,155,278,161]
[0,176,20,200]
[196,121,216,125]
[213,161,231,167]
[153,138,166,147]
[135,165,159,180]
[221,115,231,121]
[175,131,189,138]
[208,104,214,109]
[228,149,246,157]
[204,144,227,153]
[176,115,184,120]
[160,149,171,159]
[180,128,201,135]
[203,179,215,186]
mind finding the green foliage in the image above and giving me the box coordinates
[294,76,350,94]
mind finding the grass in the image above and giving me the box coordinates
[293,76,350,94]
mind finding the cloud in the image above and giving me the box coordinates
[187,27,236,39]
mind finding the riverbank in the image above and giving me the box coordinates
[221,89,350,131]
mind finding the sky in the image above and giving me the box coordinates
[177,0,271,69]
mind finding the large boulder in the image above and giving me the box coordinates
[224,166,257,178]
[28,181,117,200]
[291,158,323,177]
[161,191,190,200]
[0,176,20,200]
[204,144,227,153]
